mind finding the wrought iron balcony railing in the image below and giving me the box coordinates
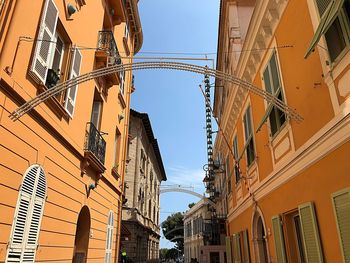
[84,122,106,165]
[97,31,121,65]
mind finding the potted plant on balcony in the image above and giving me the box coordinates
[46,68,60,89]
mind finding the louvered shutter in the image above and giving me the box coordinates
[271,215,287,263]
[65,48,82,117]
[226,236,232,263]
[105,211,114,263]
[232,233,241,263]
[298,202,324,263]
[6,165,47,263]
[332,188,350,262]
[242,230,250,263]
[29,0,59,84]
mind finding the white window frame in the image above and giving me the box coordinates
[105,210,114,263]
[29,0,59,84]
[119,68,125,96]
[64,47,82,117]
[124,22,129,41]
[49,32,65,74]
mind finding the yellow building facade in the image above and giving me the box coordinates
[215,0,350,262]
[0,0,142,262]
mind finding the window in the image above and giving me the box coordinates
[272,203,324,263]
[105,211,114,263]
[124,23,129,41]
[305,0,350,62]
[140,149,146,173]
[64,47,82,117]
[233,136,240,183]
[6,165,47,263]
[90,95,103,130]
[29,0,82,117]
[119,67,125,95]
[262,52,286,137]
[324,0,350,61]
[113,128,121,168]
[243,106,255,166]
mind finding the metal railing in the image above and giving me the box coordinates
[84,122,106,165]
[97,30,121,65]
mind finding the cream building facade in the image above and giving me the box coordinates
[121,109,167,263]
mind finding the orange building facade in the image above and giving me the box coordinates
[214,0,350,262]
[0,0,142,262]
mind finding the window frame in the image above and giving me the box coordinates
[233,135,240,184]
[243,105,256,167]
[262,51,287,138]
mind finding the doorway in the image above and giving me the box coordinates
[72,206,91,263]
[252,210,269,263]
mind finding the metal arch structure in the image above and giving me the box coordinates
[169,235,184,242]
[9,61,303,121]
[163,226,184,238]
[160,187,204,199]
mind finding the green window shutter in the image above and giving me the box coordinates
[298,202,324,263]
[304,0,344,58]
[233,233,242,263]
[332,188,350,262]
[226,236,233,263]
[242,230,250,263]
[271,215,287,263]
[316,0,332,16]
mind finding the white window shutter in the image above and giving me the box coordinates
[298,202,324,263]
[29,0,59,84]
[332,188,350,262]
[6,165,47,263]
[271,215,287,263]
[105,210,114,263]
[65,47,82,117]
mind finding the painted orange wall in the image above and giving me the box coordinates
[0,0,135,262]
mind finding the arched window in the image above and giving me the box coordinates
[6,165,47,263]
[105,210,114,263]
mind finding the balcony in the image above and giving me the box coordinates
[95,31,121,89]
[83,122,106,174]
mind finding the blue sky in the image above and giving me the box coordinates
[131,0,220,248]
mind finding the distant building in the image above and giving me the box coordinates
[0,0,142,262]
[215,0,350,262]
[184,198,226,263]
[121,109,167,263]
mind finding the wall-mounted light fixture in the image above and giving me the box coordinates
[67,3,77,16]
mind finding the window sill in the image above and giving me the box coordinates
[118,92,126,109]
